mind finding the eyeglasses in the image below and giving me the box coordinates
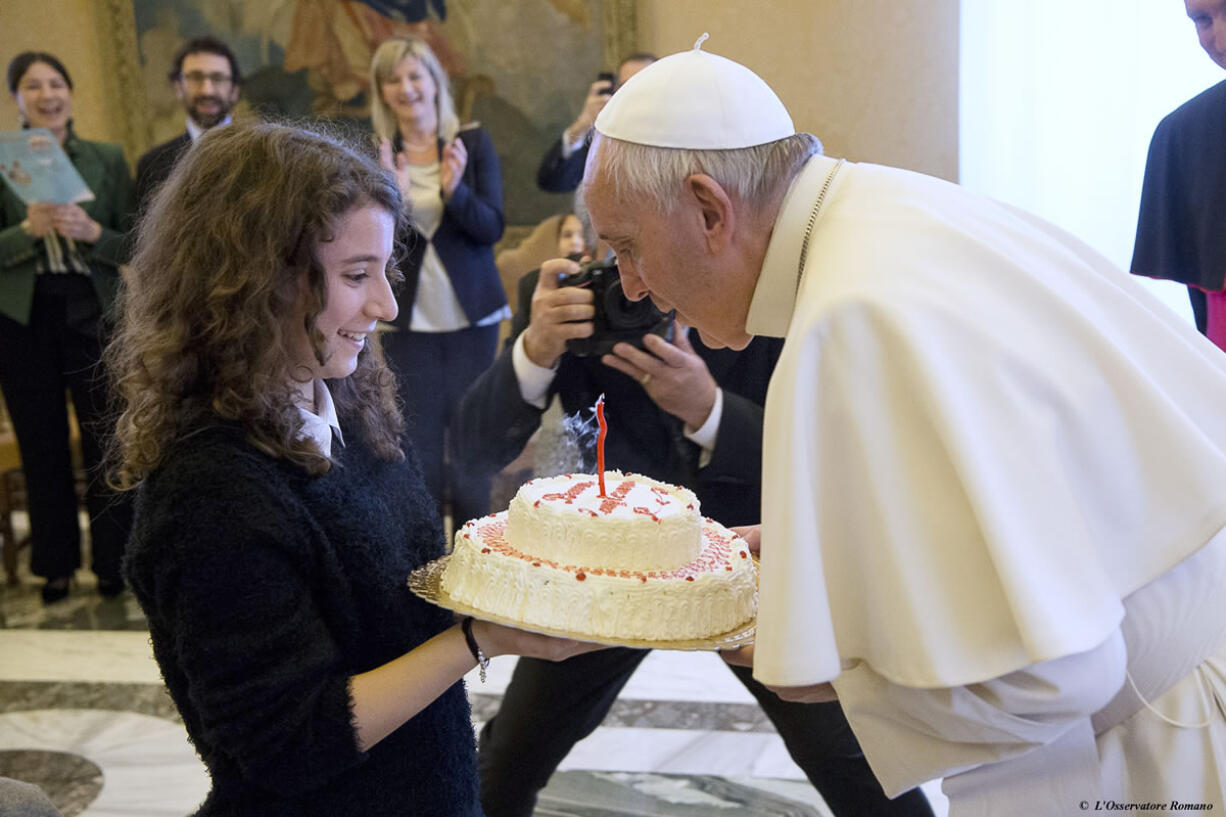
[179,71,233,87]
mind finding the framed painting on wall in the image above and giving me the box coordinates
[103,0,637,226]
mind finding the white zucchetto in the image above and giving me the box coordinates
[594,33,795,149]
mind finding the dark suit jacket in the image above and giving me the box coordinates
[133,132,192,217]
[454,268,783,527]
[536,136,588,194]
[394,125,506,329]
[1131,78,1226,333]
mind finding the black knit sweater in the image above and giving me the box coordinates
[125,423,481,816]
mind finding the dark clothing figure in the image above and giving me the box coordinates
[125,425,481,816]
[454,269,934,817]
[535,137,588,194]
[0,131,133,591]
[1132,78,1226,344]
[133,132,192,216]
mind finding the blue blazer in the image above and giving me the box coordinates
[394,124,506,330]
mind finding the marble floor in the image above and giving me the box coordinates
[0,514,949,817]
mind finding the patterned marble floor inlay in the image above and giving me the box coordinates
[534,771,825,816]
[0,750,103,817]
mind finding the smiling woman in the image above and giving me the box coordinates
[0,51,133,606]
[368,35,509,530]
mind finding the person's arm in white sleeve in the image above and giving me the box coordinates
[831,630,1127,797]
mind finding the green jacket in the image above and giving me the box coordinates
[0,131,132,326]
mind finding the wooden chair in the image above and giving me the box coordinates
[495,213,564,317]
[0,391,25,586]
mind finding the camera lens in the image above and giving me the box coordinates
[603,279,660,327]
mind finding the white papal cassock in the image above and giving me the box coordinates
[747,153,1226,815]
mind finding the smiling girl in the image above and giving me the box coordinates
[108,121,593,816]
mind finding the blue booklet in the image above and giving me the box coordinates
[0,128,94,205]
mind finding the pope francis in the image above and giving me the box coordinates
[580,35,1226,816]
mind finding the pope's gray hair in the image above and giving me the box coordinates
[586,132,823,213]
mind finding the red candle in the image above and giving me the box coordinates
[595,394,607,497]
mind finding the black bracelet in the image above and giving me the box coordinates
[460,616,489,682]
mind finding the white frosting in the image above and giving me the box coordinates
[506,471,701,571]
[442,486,758,642]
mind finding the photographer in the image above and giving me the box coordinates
[536,54,655,193]
[453,256,934,817]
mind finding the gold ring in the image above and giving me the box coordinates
[640,373,652,386]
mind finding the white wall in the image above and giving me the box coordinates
[960,0,1223,323]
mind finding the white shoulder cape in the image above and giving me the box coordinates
[752,158,1226,688]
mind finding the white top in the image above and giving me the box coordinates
[749,154,1226,690]
[405,162,469,332]
[294,379,343,459]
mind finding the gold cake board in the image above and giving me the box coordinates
[408,554,757,651]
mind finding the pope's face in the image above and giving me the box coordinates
[583,165,753,350]
[1187,0,1226,69]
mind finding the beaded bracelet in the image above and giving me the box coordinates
[460,616,490,683]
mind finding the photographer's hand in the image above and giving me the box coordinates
[522,258,595,369]
[564,79,614,147]
[602,325,719,430]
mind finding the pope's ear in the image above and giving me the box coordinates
[684,173,735,249]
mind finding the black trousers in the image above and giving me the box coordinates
[382,323,499,526]
[0,276,131,582]
[478,648,934,817]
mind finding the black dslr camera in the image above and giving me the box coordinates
[557,257,675,357]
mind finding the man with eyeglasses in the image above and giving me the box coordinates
[133,36,242,214]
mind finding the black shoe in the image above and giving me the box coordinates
[41,576,71,605]
[97,578,125,599]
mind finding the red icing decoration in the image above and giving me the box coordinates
[598,479,635,514]
[632,506,660,522]
[468,516,739,583]
[481,547,491,554]
[543,482,594,504]
[739,550,748,559]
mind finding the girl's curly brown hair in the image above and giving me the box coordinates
[107,121,407,489]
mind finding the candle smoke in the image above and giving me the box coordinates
[534,402,601,476]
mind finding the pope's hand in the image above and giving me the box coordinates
[602,325,718,429]
[730,524,760,556]
[522,257,595,368]
[720,644,839,702]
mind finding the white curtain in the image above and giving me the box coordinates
[959,0,1223,323]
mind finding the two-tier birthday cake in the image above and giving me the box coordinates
[439,470,757,642]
